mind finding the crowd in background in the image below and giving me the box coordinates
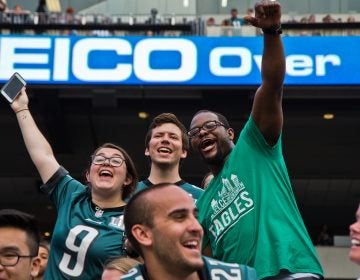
[0,0,359,36]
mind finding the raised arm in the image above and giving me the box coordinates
[245,0,285,145]
[10,88,60,183]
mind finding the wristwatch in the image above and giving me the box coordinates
[262,24,282,35]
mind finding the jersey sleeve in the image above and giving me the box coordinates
[40,166,86,210]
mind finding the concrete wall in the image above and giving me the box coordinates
[316,246,359,279]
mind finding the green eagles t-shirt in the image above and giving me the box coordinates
[42,167,126,279]
[196,116,323,279]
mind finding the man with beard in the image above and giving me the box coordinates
[137,113,203,201]
[121,183,257,280]
[188,1,323,279]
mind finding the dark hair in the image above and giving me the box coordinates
[124,183,175,257]
[144,113,189,152]
[0,209,40,256]
[39,238,50,252]
[88,143,138,200]
[191,110,230,129]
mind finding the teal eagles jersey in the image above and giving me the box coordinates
[136,179,203,202]
[120,256,258,279]
[41,167,126,279]
[196,116,323,279]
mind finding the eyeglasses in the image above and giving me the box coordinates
[91,155,125,167]
[0,253,36,267]
[187,120,226,138]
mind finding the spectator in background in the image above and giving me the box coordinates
[0,0,6,33]
[308,14,316,23]
[11,4,29,34]
[229,8,245,27]
[34,239,50,280]
[243,8,254,25]
[347,15,356,22]
[322,14,337,23]
[300,16,308,23]
[136,113,203,202]
[146,8,161,24]
[347,15,356,35]
[61,6,78,35]
[0,0,6,18]
[35,0,48,34]
[0,209,41,280]
[101,256,140,280]
[36,0,47,15]
[0,0,5,12]
[206,17,215,26]
[316,224,333,246]
[221,19,230,26]
[64,6,76,23]
[349,203,360,265]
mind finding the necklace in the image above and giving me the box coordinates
[95,205,104,218]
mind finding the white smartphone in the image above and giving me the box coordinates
[0,72,27,103]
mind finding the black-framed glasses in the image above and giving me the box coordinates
[91,155,125,167]
[0,253,36,267]
[187,120,226,138]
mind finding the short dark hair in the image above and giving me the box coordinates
[0,209,40,256]
[88,143,139,200]
[124,183,176,257]
[144,113,189,152]
[191,110,230,129]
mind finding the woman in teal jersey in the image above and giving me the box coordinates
[10,88,138,279]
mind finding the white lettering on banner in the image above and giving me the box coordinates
[0,37,51,80]
[210,47,252,76]
[53,38,70,81]
[316,55,341,76]
[72,38,132,81]
[286,54,341,76]
[133,38,197,82]
[0,37,342,83]
[286,55,313,76]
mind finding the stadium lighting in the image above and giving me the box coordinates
[221,0,228,7]
[183,0,189,7]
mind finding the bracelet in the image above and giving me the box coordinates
[262,24,282,35]
[15,108,29,114]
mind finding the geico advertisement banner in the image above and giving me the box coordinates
[0,35,358,85]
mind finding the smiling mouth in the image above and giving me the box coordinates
[99,170,113,177]
[183,240,200,250]
[351,239,360,246]
[158,147,172,154]
[200,139,215,152]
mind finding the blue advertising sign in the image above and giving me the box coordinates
[0,35,358,85]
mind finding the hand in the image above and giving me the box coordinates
[244,0,281,30]
[10,87,29,113]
